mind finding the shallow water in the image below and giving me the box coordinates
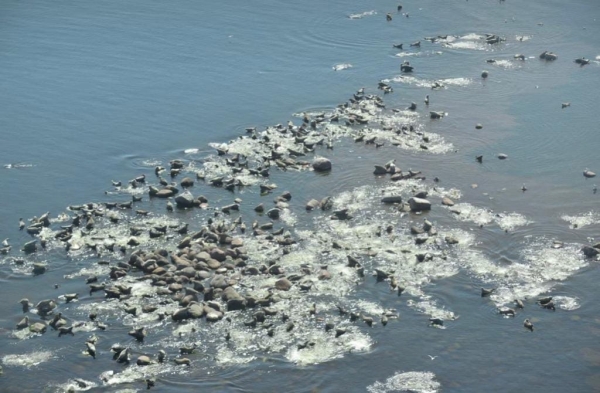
[1,0,600,392]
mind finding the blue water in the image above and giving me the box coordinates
[1,0,600,391]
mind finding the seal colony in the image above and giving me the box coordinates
[2,5,596,393]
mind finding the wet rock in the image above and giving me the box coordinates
[312,157,332,172]
[408,197,431,212]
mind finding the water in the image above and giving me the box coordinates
[1,0,600,391]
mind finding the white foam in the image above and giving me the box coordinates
[2,350,55,367]
[367,371,441,393]
[562,211,600,229]
[333,63,353,71]
[348,10,377,19]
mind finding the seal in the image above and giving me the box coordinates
[481,287,495,297]
[524,319,534,331]
[400,61,413,72]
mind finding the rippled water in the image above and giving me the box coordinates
[1,0,600,392]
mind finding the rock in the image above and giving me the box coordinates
[441,197,455,206]
[275,278,292,291]
[312,157,332,172]
[137,355,152,366]
[175,192,195,208]
[381,196,403,204]
[408,197,432,212]
[582,245,599,258]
